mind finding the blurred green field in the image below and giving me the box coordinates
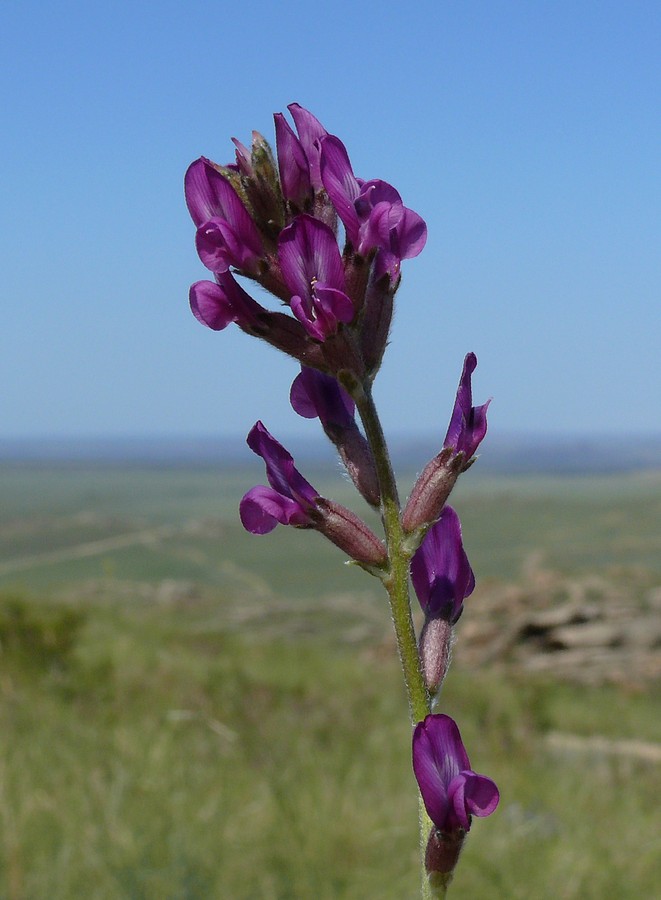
[1,463,660,898]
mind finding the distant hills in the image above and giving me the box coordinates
[1,433,659,475]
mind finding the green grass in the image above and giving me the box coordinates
[1,590,660,899]
[1,465,659,596]
[1,464,660,897]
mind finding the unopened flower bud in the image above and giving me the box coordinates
[359,269,395,376]
[314,498,387,571]
[418,617,454,695]
[243,131,285,237]
[401,448,463,535]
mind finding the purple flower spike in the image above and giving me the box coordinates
[410,507,475,625]
[279,214,354,340]
[185,158,264,274]
[240,422,320,534]
[413,714,499,836]
[443,353,490,460]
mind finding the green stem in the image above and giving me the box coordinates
[353,382,439,898]
[354,382,429,723]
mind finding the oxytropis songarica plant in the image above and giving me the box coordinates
[185,103,499,898]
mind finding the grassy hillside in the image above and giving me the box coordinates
[1,463,660,898]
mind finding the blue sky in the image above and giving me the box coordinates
[3,0,660,442]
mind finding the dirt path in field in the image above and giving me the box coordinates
[0,526,175,576]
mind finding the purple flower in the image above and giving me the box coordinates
[278,214,354,340]
[319,134,427,270]
[443,353,490,460]
[239,422,320,534]
[290,367,380,507]
[190,273,335,373]
[290,367,355,430]
[189,272,264,332]
[401,354,490,534]
[413,714,499,835]
[240,422,386,567]
[410,507,475,625]
[184,158,264,274]
[288,104,328,191]
[274,104,328,205]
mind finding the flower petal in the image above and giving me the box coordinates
[189,281,235,331]
[185,158,263,261]
[413,719,451,829]
[391,205,428,259]
[288,103,328,190]
[313,285,355,324]
[319,135,361,243]
[410,507,475,622]
[274,112,311,203]
[443,353,490,459]
[239,485,309,533]
[279,214,345,300]
[462,772,500,819]
[290,367,355,426]
[246,421,318,506]
[413,715,493,834]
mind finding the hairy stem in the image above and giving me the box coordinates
[353,382,438,897]
[354,382,429,722]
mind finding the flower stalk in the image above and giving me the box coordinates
[353,381,430,724]
[183,102,498,897]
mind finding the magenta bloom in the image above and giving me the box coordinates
[290,367,380,506]
[443,353,490,460]
[413,714,499,835]
[274,103,328,205]
[410,507,475,625]
[279,214,354,340]
[240,421,386,567]
[189,272,264,332]
[184,158,264,274]
[290,367,355,429]
[319,134,427,270]
[240,422,320,534]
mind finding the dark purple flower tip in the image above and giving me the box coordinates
[443,353,491,461]
[185,158,263,272]
[189,272,264,332]
[274,112,312,205]
[231,137,253,177]
[287,104,328,192]
[413,714,500,835]
[239,422,320,534]
[290,367,355,429]
[410,507,475,624]
[279,214,354,340]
